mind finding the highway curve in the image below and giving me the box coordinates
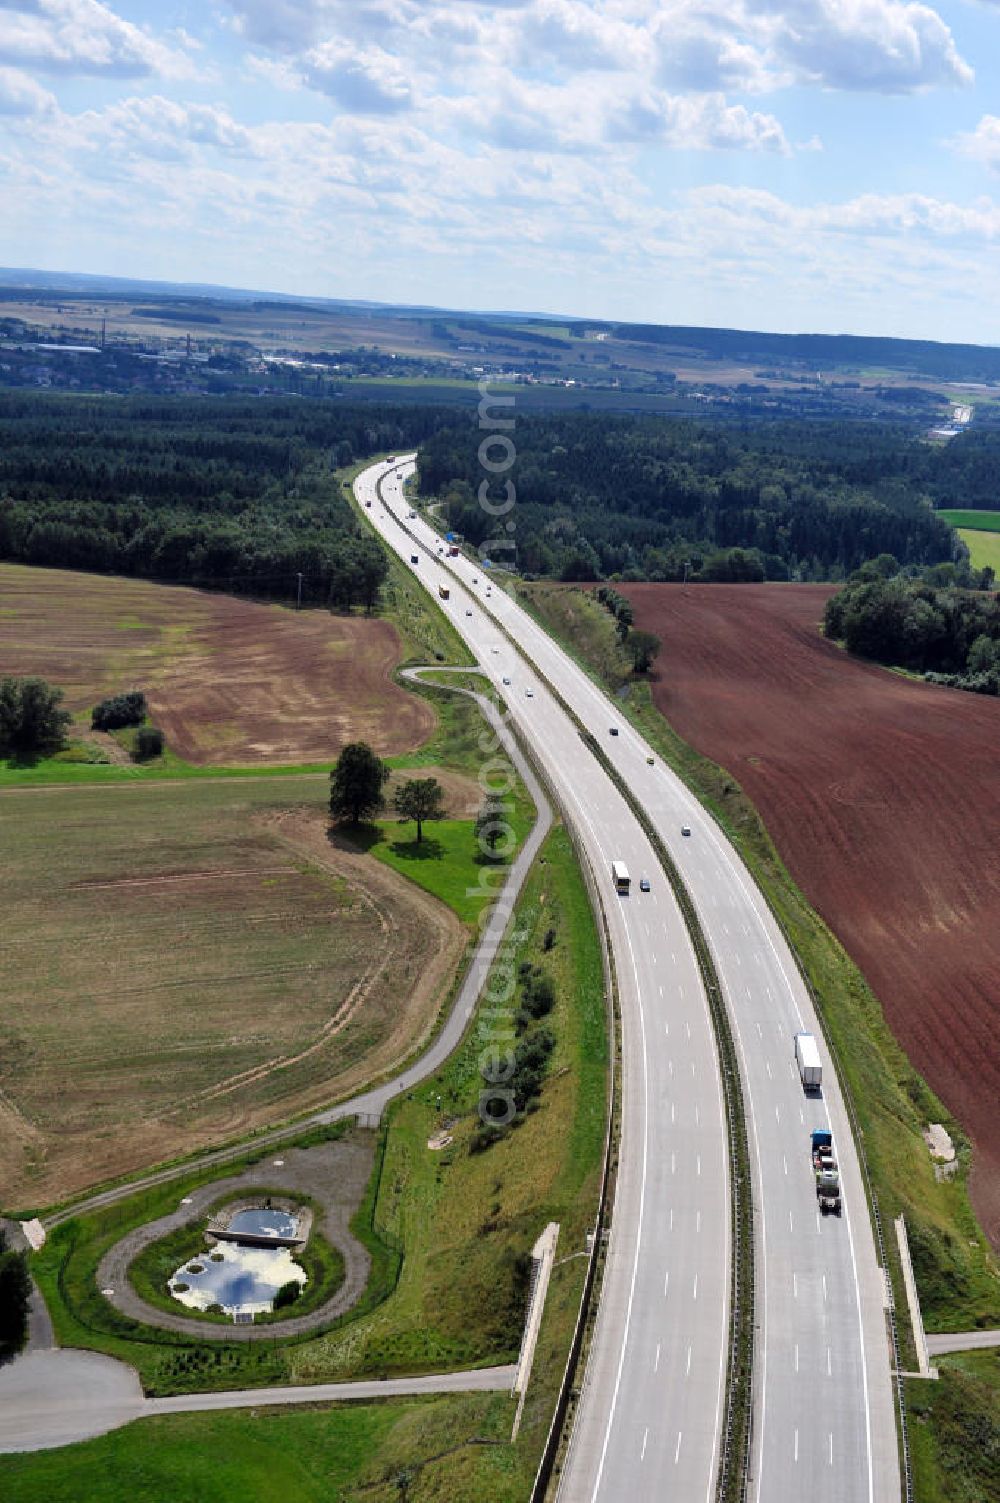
[362,457,900,1503]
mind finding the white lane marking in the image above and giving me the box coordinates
[697,1155,702,1176]
[817,1212,822,1234]
[590,894,651,1502]
[765,985,773,1000]
[789,1211,794,1233]
[671,1151,676,1175]
[686,1020,692,1039]
[665,1021,670,1038]
[686,1344,692,1376]
[671,951,677,965]
[683,804,876,1503]
[678,983,684,999]
[745,984,752,998]
[693,1274,699,1300]
[695,1106,700,1126]
[775,1104,781,1124]
[675,1432,683,1465]
[794,1344,799,1373]
[669,1059,674,1077]
[654,1344,661,1373]
[799,1108,804,1124]
[827,1346,832,1377]
[756,1021,762,1037]
[670,1208,674,1232]
[641,1427,648,1461]
[793,1273,798,1299]
[829,1433,834,1467]
[734,952,742,967]
[783,1155,788,1176]
[659,984,664,998]
[794,1429,799,1464]
[723,923,730,936]
[691,1060,696,1077]
[664,1269,670,1296]
[696,1210,702,1232]
[823,1273,828,1303]
[765,1061,772,1079]
[671,1101,676,1124]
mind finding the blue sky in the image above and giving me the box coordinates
[3,0,1000,341]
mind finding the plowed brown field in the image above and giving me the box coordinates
[0,563,434,764]
[625,583,1000,1244]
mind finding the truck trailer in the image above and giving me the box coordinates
[811,1129,842,1215]
[794,1031,822,1091]
[438,584,450,600]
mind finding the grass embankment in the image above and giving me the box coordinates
[518,581,1000,1353]
[907,1350,1000,1503]
[128,1190,345,1327]
[0,1394,512,1503]
[13,823,606,1500]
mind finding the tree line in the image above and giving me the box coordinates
[824,556,1000,694]
[0,394,456,608]
[417,412,976,582]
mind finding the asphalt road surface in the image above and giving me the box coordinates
[361,460,732,1503]
[361,457,900,1503]
[0,1349,515,1454]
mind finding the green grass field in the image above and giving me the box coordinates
[907,1350,1000,1503]
[0,1394,514,1503]
[937,509,1000,532]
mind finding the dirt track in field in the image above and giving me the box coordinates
[624,583,1000,1246]
[0,563,434,764]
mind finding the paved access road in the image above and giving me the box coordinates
[362,457,901,1503]
[0,1348,515,1454]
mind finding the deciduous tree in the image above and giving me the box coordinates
[329,742,390,825]
[394,776,445,843]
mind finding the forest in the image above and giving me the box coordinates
[417,413,977,581]
[0,394,452,606]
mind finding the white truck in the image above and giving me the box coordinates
[794,1031,822,1092]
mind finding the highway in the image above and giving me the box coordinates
[360,456,900,1502]
[357,461,732,1500]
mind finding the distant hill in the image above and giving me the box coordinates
[3,266,999,382]
[610,323,1000,382]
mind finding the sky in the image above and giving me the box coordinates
[3,0,1000,342]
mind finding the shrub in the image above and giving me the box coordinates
[92,691,146,731]
[273,1280,302,1310]
[134,726,165,761]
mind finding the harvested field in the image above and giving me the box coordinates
[624,583,1000,1244]
[0,563,434,765]
[0,778,464,1208]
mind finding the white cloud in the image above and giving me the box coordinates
[763,0,974,93]
[0,0,194,79]
[301,42,413,112]
[949,114,1000,172]
[0,62,56,113]
[224,0,974,98]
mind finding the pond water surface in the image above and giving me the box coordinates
[227,1208,298,1239]
[170,1241,306,1315]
